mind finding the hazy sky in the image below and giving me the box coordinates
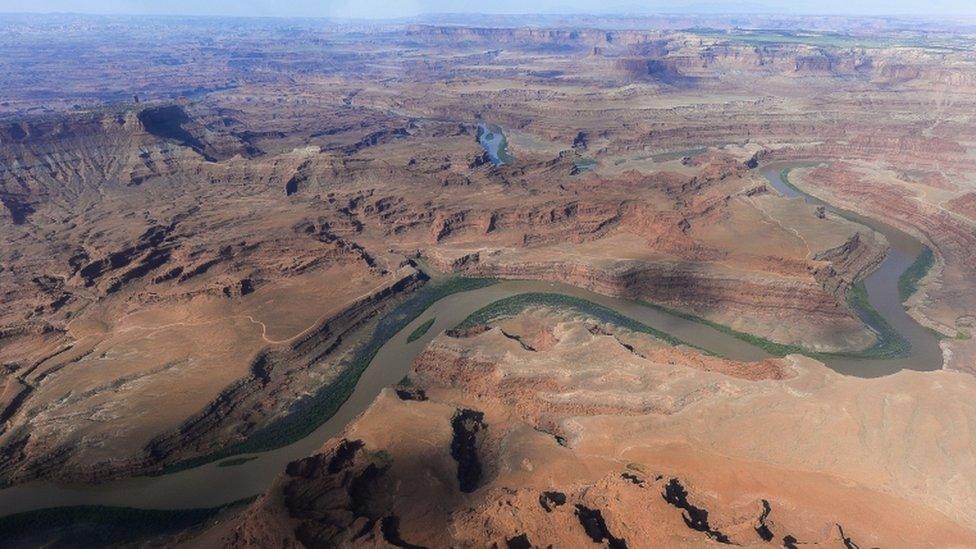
[1,0,974,18]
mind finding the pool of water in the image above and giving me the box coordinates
[476,121,513,165]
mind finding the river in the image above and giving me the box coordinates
[0,162,941,516]
[761,163,941,376]
[476,121,513,165]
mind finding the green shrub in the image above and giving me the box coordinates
[406,317,436,343]
[898,246,935,302]
[0,498,254,547]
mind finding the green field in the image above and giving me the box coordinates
[691,28,922,50]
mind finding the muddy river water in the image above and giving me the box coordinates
[0,162,942,516]
[761,163,942,376]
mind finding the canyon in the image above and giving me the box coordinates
[1,12,975,547]
[215,307,976,548]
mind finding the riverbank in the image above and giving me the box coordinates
[764,164,942,375]
[0,497,254,547]
[454,292,710,353]
[0,162,944,518]
[161,275,497,474]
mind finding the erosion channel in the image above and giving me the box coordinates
[0,161,941,517]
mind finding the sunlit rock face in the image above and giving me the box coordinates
[224,308,976,548]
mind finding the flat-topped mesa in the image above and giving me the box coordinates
[396,26,976,90]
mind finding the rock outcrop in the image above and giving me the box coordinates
[2,14,975,490]
[217,308,976,547]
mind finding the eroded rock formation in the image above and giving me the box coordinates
[2,14,975,491]
[216,307,976,547]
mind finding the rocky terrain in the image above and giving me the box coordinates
[0,97,880,484]
[0,102,424,482]
[213,307,976,547]
[0,12,975,547]
[788,162,976,372]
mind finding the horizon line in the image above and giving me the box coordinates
[2,10,976,21]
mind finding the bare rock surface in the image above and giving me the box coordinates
[218,309,976,548]
[1,14,975,496]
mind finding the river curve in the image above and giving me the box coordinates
[0,162,941,516]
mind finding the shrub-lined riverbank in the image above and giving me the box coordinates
[162,275,496,474]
